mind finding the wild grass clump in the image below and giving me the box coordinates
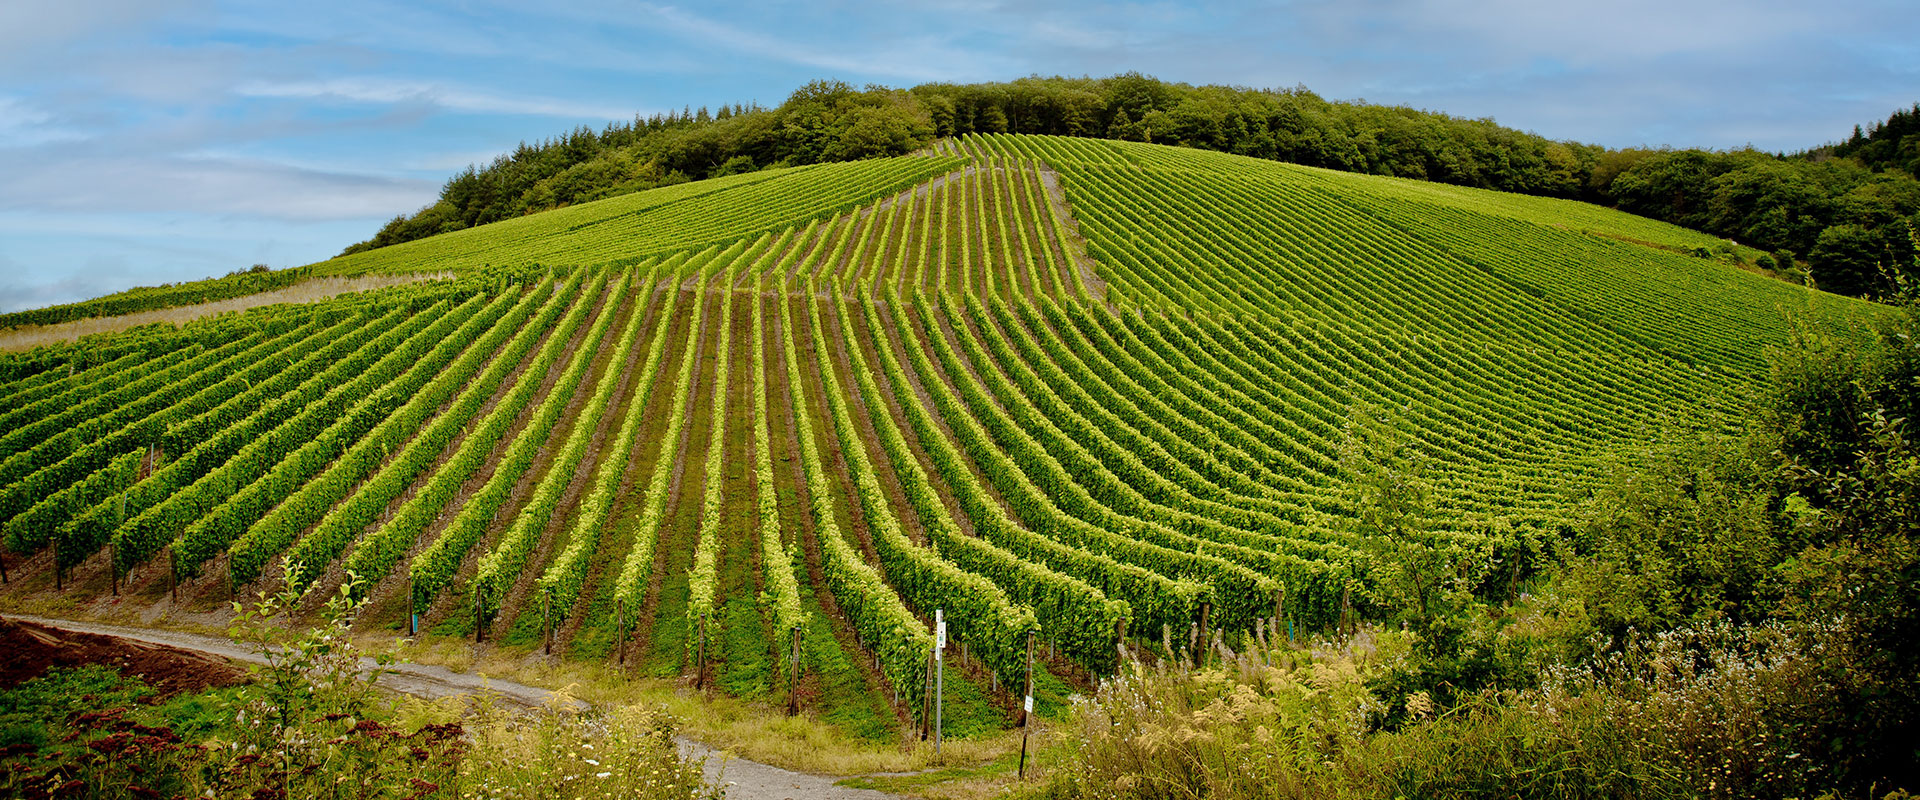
[0,566,719,800]
[1037,618,1907,800]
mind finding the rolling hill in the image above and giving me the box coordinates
[0,133,1879,739]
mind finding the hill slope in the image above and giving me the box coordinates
[0,134,1878,739]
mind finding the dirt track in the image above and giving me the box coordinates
[3,614,900,800]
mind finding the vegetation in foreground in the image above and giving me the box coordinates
[1021,296,1918,800]
[0,575,716,800]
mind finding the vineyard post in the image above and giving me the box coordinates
[169,550,177,604]
[935,608,945,755]
[473,592,482,643]
[1199,601,1211,660]
[921,651,933,741]
[1341,584,1352,637]
[616,602,627,666]
[542,593,552,656]
[1114,617,1128,673]
[407,572,417,637]
[0,549,7,584]
[695,614,707,690]
[1274,587,1285,634]
[1019,628,1036,780]
[787,626,800,717]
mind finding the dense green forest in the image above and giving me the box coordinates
[347,76,1920,298]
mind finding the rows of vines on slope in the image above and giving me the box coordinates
[280,277,568,594]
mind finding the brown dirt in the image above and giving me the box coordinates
[0,617,246,697]
[706,290,765,690]
[885,301,994,535]
[415,280,625,634]
[853,301,976,540]
[214,285,554,617]
[798,296,886,563]
[487,278,663,641]
[300,282,564,624]
[622,283,717,666]
[764,294,909,729]
[551,280,689,650]
[353,281,589,628]
[933,302,1043,521]
[6,615,899,800]
[775,222,832,290]
[0,274,452,352]
[829,298,931,546]
[989,168,1039,301]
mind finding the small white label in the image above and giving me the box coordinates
[1024,696,1034,713]
[936,618,947,649]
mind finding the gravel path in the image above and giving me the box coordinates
[5,614,900,800]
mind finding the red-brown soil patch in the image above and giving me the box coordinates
[0,617,246,697]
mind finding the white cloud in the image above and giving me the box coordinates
[0,0,204,60]
[641,4,1000,82]
[0,97,91,147]
[0,153,437,220]
[233,77,637,121]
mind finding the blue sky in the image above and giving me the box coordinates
[3,0,1916,312]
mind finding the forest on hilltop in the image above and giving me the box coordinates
[344,75,1920,300]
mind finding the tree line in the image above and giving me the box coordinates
[347,75,1919,299]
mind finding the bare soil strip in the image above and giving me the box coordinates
[866,302,978,538]
[298,284,563,621]
[0,273,452,352]
[1032,165,1110,303]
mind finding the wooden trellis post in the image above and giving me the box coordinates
[616,602,628,666]
[542,594,553,656]
[787,626,801,717]
[694,614,708,689]
[1018,629,1037,780]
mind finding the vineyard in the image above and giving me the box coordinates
[0,134,1879,739]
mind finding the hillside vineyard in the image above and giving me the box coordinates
[0,134,1874,732]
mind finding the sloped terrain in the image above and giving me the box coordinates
[0,134,1879,739]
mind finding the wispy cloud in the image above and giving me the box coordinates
[234,77,637,121]
[641,4,998,83]
[0,0,203,61]
[0,97,91,147]
[0,152,436,220]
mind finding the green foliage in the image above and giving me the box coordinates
[409,273,623,610]
[345,83,935,255]
[317,155,961,278]
[610,267,711,634]
[538,266,680,622]
[473,269,644,623]
[281,278,563,594]
[342,273,600,592]
[1559,430,1783,636]
[0,265,308,330]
